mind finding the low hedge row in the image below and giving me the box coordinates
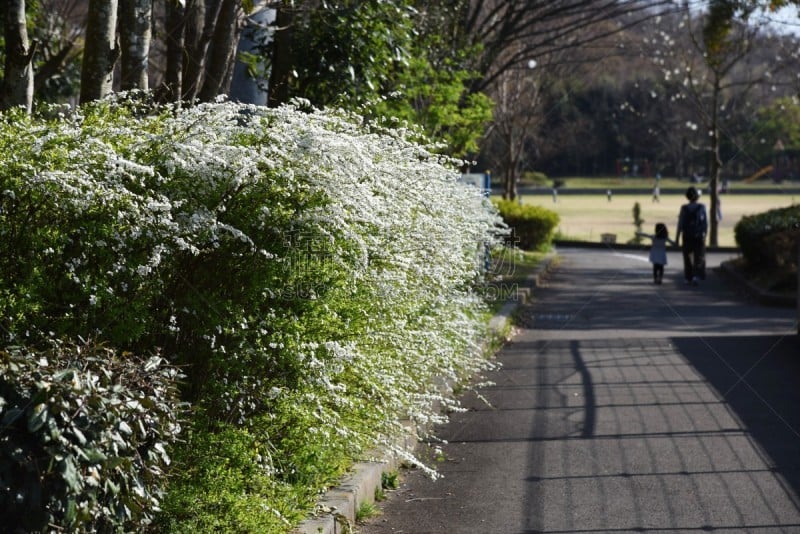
[493,200,560,251]
[0,97,504,531]
[734,204,800,270]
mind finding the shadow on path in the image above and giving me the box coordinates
[521,334,800,533]
[359,249,800,534]
[672,335,800,499]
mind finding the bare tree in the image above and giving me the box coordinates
[162,0,186,101]
[658,1,799,246]
[485,60,546,201]
[266,3,293,108]
[155,0,248,103]
[456,0,680,199]
[2,0,36,112]
[79,0,119,103]
[455,0,677,94]
[181,0,217,101]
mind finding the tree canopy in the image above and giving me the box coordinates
[2,0,799,180]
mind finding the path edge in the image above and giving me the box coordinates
[290,251,558,534]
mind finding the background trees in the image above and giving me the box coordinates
[635,1,800,245]
[1,0,799,188]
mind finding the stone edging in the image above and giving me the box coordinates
[290,252,558,534]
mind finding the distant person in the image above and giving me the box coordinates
[652,182,660,203]
[675,186,708,285]
[636,222,676,284]
[607,189,613,202]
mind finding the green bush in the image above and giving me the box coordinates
[0,97,503,532]
[493,200,559,251]
[734,204,800,269]
[0,342,184,532]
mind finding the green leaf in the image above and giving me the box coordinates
[65,496,77,524]
[144,356,161,372]
[84,447,107,464]
[53,369,75,382]
[70,426,87,445]
[27,403,49,433]
[60,458,81,492]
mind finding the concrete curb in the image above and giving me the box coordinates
[291,252,558,534]
[489,251,559,332]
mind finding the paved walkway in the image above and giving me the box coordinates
[361,247,800,534]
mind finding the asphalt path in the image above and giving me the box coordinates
[360,247,800,534]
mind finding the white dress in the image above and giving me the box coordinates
[637,232,673,265]
[648,237,669,266]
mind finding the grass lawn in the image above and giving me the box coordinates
[517,175,800,191]
[505,192,799,248]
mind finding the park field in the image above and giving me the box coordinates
[509,192,799,248]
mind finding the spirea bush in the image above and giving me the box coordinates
[0,342,184,532]
[0,96,504,531]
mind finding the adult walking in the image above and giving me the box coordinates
[675,186,708,285]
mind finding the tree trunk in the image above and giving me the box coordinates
[119,0,152,91]
[708,75,721,248]
[80,0,120,104]
[197,0,241,102]
[2,0,35,113]
[266,5,293,108]
[162,0,186,101]
[503,170,518,201]
[182,0,212,101]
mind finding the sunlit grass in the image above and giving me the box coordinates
[515,175,799,191]
[498,192,799,248]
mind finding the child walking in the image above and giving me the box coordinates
[636,223,675,284]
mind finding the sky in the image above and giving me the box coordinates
[757,4,800,35]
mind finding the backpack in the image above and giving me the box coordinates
[682,203,706,238]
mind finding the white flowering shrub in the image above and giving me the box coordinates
[0,96,504,531]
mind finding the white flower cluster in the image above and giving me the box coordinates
[1,98,505,484]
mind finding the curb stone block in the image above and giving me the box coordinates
[292,457,400,534]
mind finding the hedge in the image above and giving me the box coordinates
[0,96,504,531]
[0,343,184,532]
[493,200,560,251]
[734,204,800,270]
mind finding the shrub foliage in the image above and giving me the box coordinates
[493,200,559,251]
[734,204,800,270]
[0,96,504,531]
[0,343,184,532]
